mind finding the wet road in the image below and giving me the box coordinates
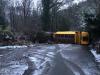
[0,44,100,75]
[48,52,74,75]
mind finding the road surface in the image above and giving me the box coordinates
[0,44,100,75]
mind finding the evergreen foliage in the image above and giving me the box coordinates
[84,12,100,39]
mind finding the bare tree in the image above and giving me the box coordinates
[0,0,7,28]
[8,0,41,35]
[41,0,65,31]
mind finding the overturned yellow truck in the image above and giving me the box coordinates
[53,31,89,45]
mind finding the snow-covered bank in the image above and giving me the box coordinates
[0,45,35,49]
[90,49,100,63]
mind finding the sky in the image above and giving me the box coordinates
[13,0,38,6]
[33,0,87,8]
[73,0,86,4]
[60,0,87,10]
[13,0,86,5]
[13,0,87,9]
[34,0,87,5]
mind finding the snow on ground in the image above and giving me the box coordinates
[0,45,56,75]
[29,57,41,69]
[91,49,100,63]
[0,61,28,75]
[0,55,3,57]
[58,44,71,48]
[0,45,27,49]
[58,44,100,75]
[30,56,51,75]
[28,45,56,75]
[0,44,35,49]
[73,0,86,4]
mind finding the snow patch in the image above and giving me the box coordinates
[0,64,28,75]
[34,54,44,60]
[91,49,100,62]
[36,49,46,53]
[47,46,56,50]
[73,0,86,4]
[74,72,81,75]
[29,57,41,69]
[46,52,55,58]
[57,44,72,53]
[58,44,71,48]
[0,45,27,49]
[0,44,35,49]
[43,46,56,51]
[29,56,50,75]
[28,46,55,75]
[0,55,3,57]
